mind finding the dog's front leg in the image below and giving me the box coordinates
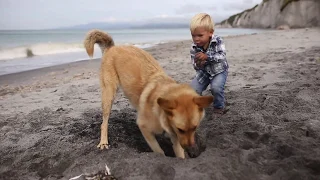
[138,124,165,155]
[170,135,185,159]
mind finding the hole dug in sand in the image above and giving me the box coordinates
[76,108,207,158]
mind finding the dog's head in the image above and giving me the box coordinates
[157,94,213,148]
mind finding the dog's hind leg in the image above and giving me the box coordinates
[97,63,119,150]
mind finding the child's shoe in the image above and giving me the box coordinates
[213,107,229,115]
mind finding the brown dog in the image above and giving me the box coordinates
[84,29,213,158]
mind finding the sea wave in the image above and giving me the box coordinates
[0,43,85,60]
[0,42,160,61]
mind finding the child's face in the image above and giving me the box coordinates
[191,27,213,48]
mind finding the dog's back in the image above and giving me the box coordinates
[103,45,168,107]
[84,29,170,108]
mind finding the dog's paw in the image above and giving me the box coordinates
[97,143,109,150]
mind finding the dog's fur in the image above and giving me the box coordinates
[84,29,213,158]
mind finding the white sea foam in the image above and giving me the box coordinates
[0,42,160,61]
[0,43,84,60]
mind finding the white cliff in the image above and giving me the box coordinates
[218,0,320,29]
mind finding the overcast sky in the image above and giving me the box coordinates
[0,0,262,30]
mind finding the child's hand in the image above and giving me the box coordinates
[195,59,206,68]
[195,52,208,61]
[195,52,207,68]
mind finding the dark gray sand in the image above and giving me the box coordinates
[0,29,319,180]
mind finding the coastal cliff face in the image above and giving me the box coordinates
[218,0,320,29]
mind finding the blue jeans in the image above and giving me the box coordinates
[190,71,228,109]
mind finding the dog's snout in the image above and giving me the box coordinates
[181,137,195,148]
[189,138,196,147]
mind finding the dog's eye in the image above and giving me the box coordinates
[177,128,185,134]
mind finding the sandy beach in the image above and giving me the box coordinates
[0,28,320,179]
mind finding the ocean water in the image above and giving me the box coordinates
[0,28,267,75]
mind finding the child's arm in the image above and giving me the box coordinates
[206,36,226,62]
[190,46,200,70]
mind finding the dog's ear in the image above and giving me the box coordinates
[193,96,214,108]
[157,98,177,111]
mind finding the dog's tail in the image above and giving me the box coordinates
[84,29,115,58]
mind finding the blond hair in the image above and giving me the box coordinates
[190,13,214,33]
